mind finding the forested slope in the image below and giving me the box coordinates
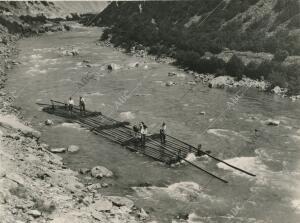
[92,0,300,93]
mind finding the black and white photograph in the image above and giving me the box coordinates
[0,0,299,222]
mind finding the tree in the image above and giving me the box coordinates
[225,55,245,79]
[245,61,260,79]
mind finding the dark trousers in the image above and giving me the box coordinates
[141,134,146,145]
[160,130,166,144]
[80,103,85,114]
[69,104,73,112]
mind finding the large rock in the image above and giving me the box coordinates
[271,86,287,95]
[92,199,113,212]
[50,148,66,153]
[79,168,90,174]
[27,210,41,218]
[208,76,234,88]
[105,196,134,209]
[138,208,149,220]
[91,166,113,178]
[21,129,41,139]
[67,145,80,153]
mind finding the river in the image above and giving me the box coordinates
[6,24,300,223]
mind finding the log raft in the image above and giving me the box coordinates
[40,100,256,184]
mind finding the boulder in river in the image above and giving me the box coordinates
[165,81,176,87]
[91,166,113,178]
[50,148,66,153]
[266,119,280,126]
[67,145,80,153]
[45,119,54,126]
[107,64,113,71]
[168,72,177,76]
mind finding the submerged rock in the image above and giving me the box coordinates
[165,81,176,87]
[168,72,177,76]
[91,166,113,178]
[45,119,54,126]
[266,119,280,126]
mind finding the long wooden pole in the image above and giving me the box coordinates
[166,134,256,177]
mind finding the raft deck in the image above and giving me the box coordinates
[44,100,202,165]
[40,100,256,184]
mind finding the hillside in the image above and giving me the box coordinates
[0,1,107,18]
[92,0,300,94]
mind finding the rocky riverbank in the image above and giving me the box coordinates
[0,111,149,223]
[0,50,149,223]
[98,39,293,98]
[0,11,150,223]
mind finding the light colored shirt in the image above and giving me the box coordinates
[69,99,74,105]
[141,126,147,135]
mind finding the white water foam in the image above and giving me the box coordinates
[184,153,197,162]
[33,48,55,52]
[119,112,135,120]
[85,92,105,97]
[207,129,250,141]
[291,200,300,213]
[30,54,42,59]
[133,182,222,203]
[216,156,286,186]
[56,123,83,130]
[217,157,268,178]
[110,63,122,70]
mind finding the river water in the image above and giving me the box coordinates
[6,24,300,223]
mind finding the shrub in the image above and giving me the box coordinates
[256,60,273,77]
[273,49,289,62]
[175,50,202,70]
[225,55,245,79]
[100,28,110,41]
[267,71,288,88]
[245,61,260,79]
